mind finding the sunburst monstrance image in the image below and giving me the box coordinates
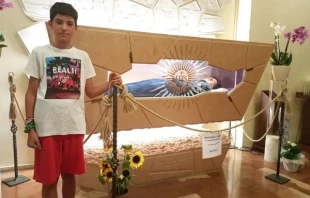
[152,59,209,97]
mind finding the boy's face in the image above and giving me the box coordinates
[48,14,77,44]
[205,77,218,88]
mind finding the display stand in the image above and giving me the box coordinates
[265,80,290,184]
[2,73,30,187]
[111,85,119,198]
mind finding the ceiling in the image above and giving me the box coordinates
[20,0,232,36]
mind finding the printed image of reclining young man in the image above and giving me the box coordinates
[105,76,222,97]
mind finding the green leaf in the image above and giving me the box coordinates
[123,180,130,188]
[121,145,133,150]
[0,44,7,48]
[270,61,277,65]
[122,161,130,169]
[285,53,292,65]
[279,52,287,65]
[270,52,278,64]
[0,34,4,42]
[98,175,105,185]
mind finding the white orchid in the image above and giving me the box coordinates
[270,22,286,36]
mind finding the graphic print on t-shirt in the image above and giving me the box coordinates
[45,57,81,99]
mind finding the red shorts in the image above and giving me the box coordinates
[33,134,86,185]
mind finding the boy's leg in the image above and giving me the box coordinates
[34,136,62,198]
[61,173,76,198]
[61,134,86,198]
[42,177,59,198]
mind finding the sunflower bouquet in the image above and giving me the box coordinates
[98,144,145,196]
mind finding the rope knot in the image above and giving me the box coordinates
[102,95,112,107]
[119,84,128,99]
[118,84,137,113]
[10,84,16,93]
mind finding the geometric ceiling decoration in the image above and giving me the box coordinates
[19,0,233,36]
[197,0,220,12]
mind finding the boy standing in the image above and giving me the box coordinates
[24,2,122,198]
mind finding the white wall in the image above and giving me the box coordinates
[0,0,238,168]
[0,0,36,168]
[242,0,310,147]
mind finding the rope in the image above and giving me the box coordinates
[243,101,280,142]
[8,72,17,121]
[8,72,25,123]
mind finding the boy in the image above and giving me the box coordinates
[24,2,122,198]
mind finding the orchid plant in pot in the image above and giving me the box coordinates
[270,22,309,81]
[0,0,14,57]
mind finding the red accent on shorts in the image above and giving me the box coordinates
[33,134,86,185]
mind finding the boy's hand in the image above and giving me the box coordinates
[109,72,122,85]
[27,129,42,150]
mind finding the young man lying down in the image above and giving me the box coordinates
[106,76,222,97]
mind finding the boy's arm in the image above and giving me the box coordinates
[85,73,123,99]
[25,77,40,118]
[25,76,42,150]
[85,78,110,99]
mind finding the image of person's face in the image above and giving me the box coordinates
[205,77,217,88]
[49,14,77,44]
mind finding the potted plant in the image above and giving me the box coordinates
[280,141,307,172]
[270,22,309,81]
[0,0,14,57]
[98,145,144,197]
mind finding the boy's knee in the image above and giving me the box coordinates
[61,173,75,181]
[42,179,58,189]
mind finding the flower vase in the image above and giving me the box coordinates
[271,65,291,81]
[110,187,128,197]
[282,159,300,172]
[281,153,307,173]
[0,48,2,58]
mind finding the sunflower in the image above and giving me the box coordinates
[122,169,130,177]
[98,161,104,169]
[104,145,113,153]
[121,145,133,153]
[130,151,144,169]
[104,168,113,182]
[99,161,111,170]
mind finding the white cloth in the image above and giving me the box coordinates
[24,44,96,137]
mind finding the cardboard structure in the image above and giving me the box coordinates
[47,25,273,132]
[46,25,273,190]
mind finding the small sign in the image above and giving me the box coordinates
[202,133,222,159]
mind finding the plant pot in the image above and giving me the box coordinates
[111,187,128,197]
[271,65,291,81]
[282,160,300,172]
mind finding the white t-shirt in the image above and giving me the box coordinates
[24,44,96,137]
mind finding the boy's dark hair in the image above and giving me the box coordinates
[50,2,78,25]
[211,76,222,89]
